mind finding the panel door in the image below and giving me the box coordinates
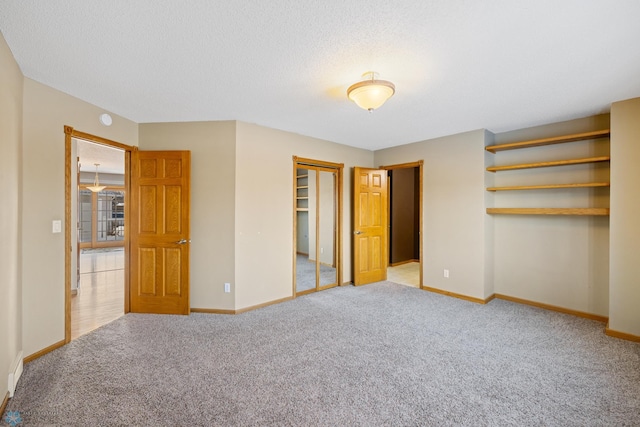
[130,150,191,314]
[353,167,388,285]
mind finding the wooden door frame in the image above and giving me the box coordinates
[292,156,344,297]
[64,126,134,344]
[380,160,424,289]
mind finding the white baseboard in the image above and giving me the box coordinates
[7,351,23,398]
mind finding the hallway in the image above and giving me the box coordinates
[71,248,124,340]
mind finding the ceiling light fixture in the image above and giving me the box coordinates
[87,163,107,193]
[347,71,395,112]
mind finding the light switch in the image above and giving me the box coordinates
[52,220,62,233]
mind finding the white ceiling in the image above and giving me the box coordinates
[2,1,640,150]
[76,139,124,174]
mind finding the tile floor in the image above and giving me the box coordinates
[387,261,420,287]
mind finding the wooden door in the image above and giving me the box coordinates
[353,167,388,285]
[130,150,191,314]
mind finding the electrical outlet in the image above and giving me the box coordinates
[224,283,231,293]
[444,269,449,278]
[320,247,324,254]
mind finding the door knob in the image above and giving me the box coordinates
[175,239,191,244]
[354,231,363,235]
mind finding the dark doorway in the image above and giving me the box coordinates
[389,167,420,265]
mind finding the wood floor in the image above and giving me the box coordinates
[71,248,125,340]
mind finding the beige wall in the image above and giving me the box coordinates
[139,118,373,310]
[609,97,640,336]
[375,130,492,300]
[138,121,237,311]
[0,31,24,396]
[375,117,612,316]
[491,115,610,316]
[21,78,138,357]
[139,121,371,311]
[235,122,373,309]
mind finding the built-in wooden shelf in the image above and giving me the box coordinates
[486,129,611,216]
[485,129,610,153]
[487,182,610,192]
[487,208,610,216]
[296,174,309,212]
[487,156,609,172]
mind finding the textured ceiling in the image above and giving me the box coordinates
[76,139,124,174]
[2,1,640,150]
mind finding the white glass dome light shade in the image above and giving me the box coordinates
[86,163,107,193]
[347,77,395,112]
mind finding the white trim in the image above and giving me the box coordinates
[8,351,23,397]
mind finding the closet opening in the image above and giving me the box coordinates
[292,157,343,296]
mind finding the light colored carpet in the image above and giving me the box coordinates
[5,282,640,426]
